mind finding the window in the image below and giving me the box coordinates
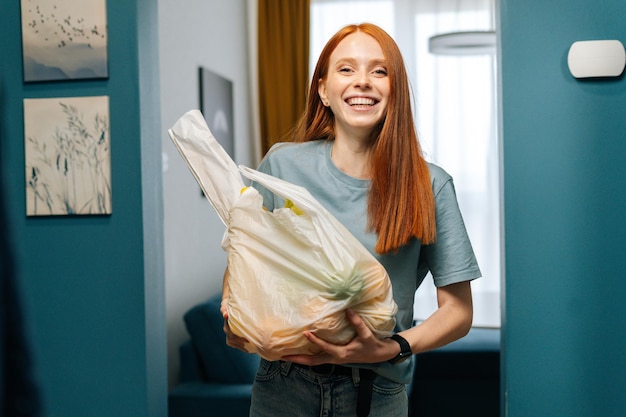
[310,1,395,78]
[310,0,500,327]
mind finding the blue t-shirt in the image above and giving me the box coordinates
[254,139,481,383]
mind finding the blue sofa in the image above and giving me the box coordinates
[168,297,500,417]
[409,327,500,417]
[168,296,260,417]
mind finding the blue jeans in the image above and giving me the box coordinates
[250,359,408,417]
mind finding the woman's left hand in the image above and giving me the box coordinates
[282,309,398,365]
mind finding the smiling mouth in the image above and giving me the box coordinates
[346,97,377,106]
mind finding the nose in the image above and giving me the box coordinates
[354,70,371,89]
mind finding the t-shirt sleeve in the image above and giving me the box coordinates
[420,170,482,287]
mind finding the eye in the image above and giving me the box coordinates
[338,66,353,73]
[373,67,388,76]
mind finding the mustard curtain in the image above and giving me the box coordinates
[258,0,310,155]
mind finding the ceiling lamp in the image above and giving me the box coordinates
[429,31,496,56]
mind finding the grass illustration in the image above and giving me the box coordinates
[26,100,111,215]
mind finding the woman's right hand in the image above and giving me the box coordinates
[221,297,250,352]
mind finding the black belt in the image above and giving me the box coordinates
[292,362,353,376]
[290,363,376,417]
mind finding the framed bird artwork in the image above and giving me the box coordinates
[20,0,109,82]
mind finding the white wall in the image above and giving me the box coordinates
[158,0,254,387]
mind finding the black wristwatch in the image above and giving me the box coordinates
[387,334,412,364]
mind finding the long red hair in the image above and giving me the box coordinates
[294,23,436,254]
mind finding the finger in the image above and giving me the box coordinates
[227,336,249,352]
[303,330,337,354]
[222,319,231,335]
[345,309,372,338]
[225,331,249,352]
[223,319,249,352]
[220,299,229,319]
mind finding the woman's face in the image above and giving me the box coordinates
[318,31,390,141]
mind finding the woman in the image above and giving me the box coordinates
[221,23,481,417]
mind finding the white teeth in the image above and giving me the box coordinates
[347,97,375,106]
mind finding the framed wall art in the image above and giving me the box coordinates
[20,0,109,82]
[24,95,111,216]
[199,67,234,159]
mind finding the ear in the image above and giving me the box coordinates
[318,79,329,107]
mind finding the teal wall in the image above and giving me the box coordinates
[500,1,626,416]
[0,0,165,416]
[3,0,625,415]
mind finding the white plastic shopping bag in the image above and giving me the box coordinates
[168,109,397,361]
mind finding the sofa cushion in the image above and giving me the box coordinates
[183,296,260,384]
[169,382,253,417]
[178,340,205,382]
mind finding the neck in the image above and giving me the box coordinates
[331,139,372,179]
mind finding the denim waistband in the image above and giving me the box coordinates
[284,361,376,416]
[289,362,354,377]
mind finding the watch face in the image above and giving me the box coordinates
[389,355,406,364]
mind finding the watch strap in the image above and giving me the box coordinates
[388,333,412,364]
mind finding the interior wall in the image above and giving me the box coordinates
[158,0,254,388]
[499,1,626,416]
[0,0,165,416]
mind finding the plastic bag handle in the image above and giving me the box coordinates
[238,165,327,217]
[238,165,370,253]
[168,109,244,225]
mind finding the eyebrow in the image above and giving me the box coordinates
[334,57,387,66]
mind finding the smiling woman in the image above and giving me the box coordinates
[222,22,480,417]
